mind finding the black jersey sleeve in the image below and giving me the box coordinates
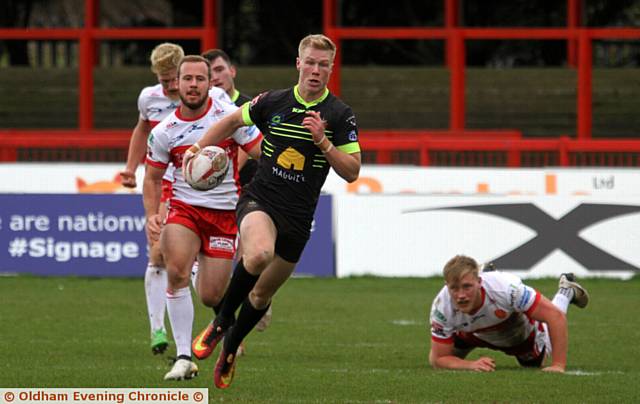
[330,105,360,154]
[243,91,271,127]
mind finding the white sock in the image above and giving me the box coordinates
[145,264,168,333]
[190,260,199,291]
[552,288,574,314]
[166,286,194,358]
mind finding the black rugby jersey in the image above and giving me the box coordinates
[231,89,251,108]
[234,89,258,186]
[241,85,360,222]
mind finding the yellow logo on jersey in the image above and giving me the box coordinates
[276,147,305,171]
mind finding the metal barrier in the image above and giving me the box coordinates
[2,129,640,167]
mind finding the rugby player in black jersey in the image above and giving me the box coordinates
[201,49,272,334]
[185,34,361,389]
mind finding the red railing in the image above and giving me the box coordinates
[1,0,640,166]
[0,0,218,131]
[323,0,640,139]
[1,129,640,167]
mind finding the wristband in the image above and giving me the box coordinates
[313,135,327,146]
[189,142,201,153]
[321,142,334,153]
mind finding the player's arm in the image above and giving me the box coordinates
[429,340,496,372]
[142,164,166,242]
[182,108,245,175]
[303,110,360,183]
[237,148,250,170]
[245,139,262,161]
[121,118,152,188]
[528,295,568,373]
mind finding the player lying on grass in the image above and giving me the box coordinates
[429,255,589,373]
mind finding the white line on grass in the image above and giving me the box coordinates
[391,319,421,326]
[565,370,625,376]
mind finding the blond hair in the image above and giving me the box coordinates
[150,43,184,74]
[443,255,480,285]
[298,34,336,61]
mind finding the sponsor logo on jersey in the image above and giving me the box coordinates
[270,113,283,126]
[188,124,205,133]
[431,321,446,337]
[209,237,234,252]
[250,92,266,108]
[494,309,507,319]
[509,286,518,307]
[517,288,531,310]
[166,121,178,129]
[433,309,447,323]
[471,313,486,323]
[272,166,306,183]
[277,147,305,171]
[292,107,306,113]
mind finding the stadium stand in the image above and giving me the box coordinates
[1,0,640,166]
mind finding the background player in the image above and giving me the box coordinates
[201,48,258,187]
[429,255,589,373]
[119,42,183,355]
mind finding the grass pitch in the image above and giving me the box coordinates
[1,275,638,403]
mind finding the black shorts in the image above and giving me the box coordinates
[236,193,311,263]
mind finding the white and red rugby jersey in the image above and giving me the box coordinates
[430,271,541,349]
[145,91,261,211]
[138,84,180,182]
[138,85,234,182]
[137,83,181,125]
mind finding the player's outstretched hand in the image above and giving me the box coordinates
[470,357,496,372]
[542,364,565,373]
[120,169,137,188]
[182,142,201,178]
[145,214,163,242]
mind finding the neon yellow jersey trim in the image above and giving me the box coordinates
[230,89,240,103]
[294,85,329,108]
[241,103,254,126]
[338,142,361,154]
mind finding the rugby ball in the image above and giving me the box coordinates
[184,145,229,191]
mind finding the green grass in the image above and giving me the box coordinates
[1,275,639,403]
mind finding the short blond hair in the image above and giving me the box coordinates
[298,34,336,61]
[443,255,480,285]
[150,43,184,74]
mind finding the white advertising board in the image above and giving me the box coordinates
[1,164,639,197]
[334,194,640,279]
[323,166,640,196]
[0,163,144,194]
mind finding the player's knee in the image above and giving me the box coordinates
[200,292,223,308]
[166,267,191,288]
[199,285,225,308]
[148,241,164,266]
[249,290,271,310]
[244,249,274,273]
